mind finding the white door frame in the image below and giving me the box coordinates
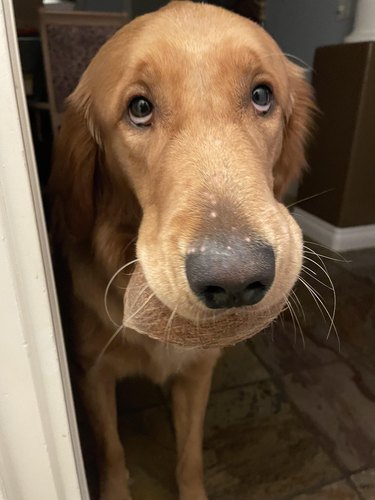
[0,1,88,498]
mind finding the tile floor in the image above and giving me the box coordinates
[82,246,375,499]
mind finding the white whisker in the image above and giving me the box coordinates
[302,265,333,290]
[298,276,327,324]
[304,249,348,263]
[299,275,340,351]
[304,248,339,349]
[287,296,305,348]
[124,290,156,327]
[104,258,139,327]
[278,309,285,336]
[288,188,334,209]
[285,298,297,343]
[302,256,332,294]
[94,324,124,367]
[302,264,317,275]
[303,240,349,263]
[164,301,179,347]
[291,289,306,322]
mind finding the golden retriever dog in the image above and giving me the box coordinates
[49,2,314,499]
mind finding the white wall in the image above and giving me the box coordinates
[265,0,356,72]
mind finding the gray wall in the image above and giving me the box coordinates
[132,0,167,17]
[265,0,357,74]
[75,0,167,16]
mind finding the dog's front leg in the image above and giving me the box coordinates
[171,350,220,500]
[79,364,132,500]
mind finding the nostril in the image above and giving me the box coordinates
[242,280,268,306]
[200,285,229,309]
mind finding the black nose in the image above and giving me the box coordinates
[185,239,275,309]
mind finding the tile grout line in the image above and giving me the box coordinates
[347,476,367,500]
[246,342,363,496]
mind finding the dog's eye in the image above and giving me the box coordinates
[251,85,273,115]
[128,96,153,126]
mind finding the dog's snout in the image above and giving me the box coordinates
[185,239,275,309]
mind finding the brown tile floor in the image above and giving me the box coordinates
[83,246,375,499]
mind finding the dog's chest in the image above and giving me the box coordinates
[122,330,219,384]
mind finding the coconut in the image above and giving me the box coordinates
[123,262,284,348]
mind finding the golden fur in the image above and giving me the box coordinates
[49,2,314,499]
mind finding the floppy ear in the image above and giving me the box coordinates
[273,63,315,199]
[48,86,100,242]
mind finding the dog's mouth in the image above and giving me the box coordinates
[123,262,286,348]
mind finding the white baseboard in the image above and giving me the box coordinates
[293,208,375,252]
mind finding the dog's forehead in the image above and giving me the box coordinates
[128,3,280,63]
[116,14,288,91]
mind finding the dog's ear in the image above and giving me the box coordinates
[48,84,101,242]
[273,62,315,199]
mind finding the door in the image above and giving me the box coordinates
[0,1,88,498]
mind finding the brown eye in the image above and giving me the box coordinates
[128,96,153,126]
[252,85,273,114]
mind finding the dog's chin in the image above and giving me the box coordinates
[123,262,286,348]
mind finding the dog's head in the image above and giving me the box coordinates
[50,1,314,345]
